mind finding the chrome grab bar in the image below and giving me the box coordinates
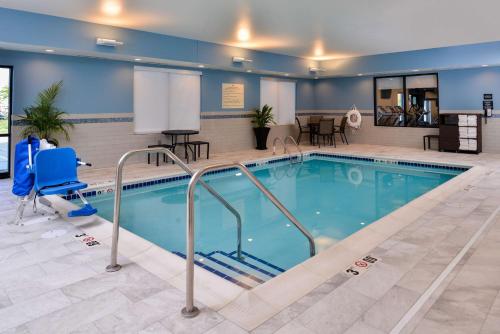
[284,136,304,163]
[106,147,242,274]
[272,137,289,155]
[182,162,316,318]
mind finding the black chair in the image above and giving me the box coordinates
[186,141,210,161]
[334,116,349,144]
[315,119,336,148]
[295,117,310,145]
[147,144,175,166]
[308,115,324,145]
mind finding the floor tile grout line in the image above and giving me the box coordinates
[390,205,500,334]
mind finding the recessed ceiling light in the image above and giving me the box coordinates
[357,73,363,76]
[237,28,250,42]
[412,69,420,72]
[482,64,489,67]
[314,76,319,79]
[313,40,324,57]
[246,69,252,73]
[198,64,205,68]
[134,58,142,61]
[284,73,290,77]
[45,49,55,53]
[102,1,122,16]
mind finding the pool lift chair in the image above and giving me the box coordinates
[12,137,97,225]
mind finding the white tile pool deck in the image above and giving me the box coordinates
[1,144,500,333]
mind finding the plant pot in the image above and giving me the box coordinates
[253,127,271,150]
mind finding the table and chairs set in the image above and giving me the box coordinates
[147,129,209,166]
[146,116,348,166]
[295,116,349,147]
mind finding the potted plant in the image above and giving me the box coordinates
[251,104,275,150]
[20,81,73,146]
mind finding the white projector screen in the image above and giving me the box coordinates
[133,66,201,134]
[260,78,296,125]
[168,73,201,130]
[133,69,169,134]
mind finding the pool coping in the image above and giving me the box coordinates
[49,148,486,331]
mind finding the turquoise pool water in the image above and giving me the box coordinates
[86,156,463,271]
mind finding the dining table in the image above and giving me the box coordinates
[308,120,340,146]
[161,129,199,162]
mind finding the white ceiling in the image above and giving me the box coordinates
[1,0,500,60]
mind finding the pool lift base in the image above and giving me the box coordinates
[105,264,122,272]
[181,306,200,318]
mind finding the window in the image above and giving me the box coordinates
[374,74,439,128]
[0,66,12,178]
[260,78,296,125]
[133,66,201,134]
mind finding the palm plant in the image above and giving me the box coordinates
[251,104,275,128]
[20,81,73,146]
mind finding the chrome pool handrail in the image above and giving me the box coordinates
[272,137,289,155]
[284,136,304,163]
[106,147,242,274]
[183,162,316,318]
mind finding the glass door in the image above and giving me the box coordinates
[0,66,12,179]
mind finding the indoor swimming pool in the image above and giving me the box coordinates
[80,154,466,288]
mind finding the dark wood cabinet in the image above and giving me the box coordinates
[439,113,482,154]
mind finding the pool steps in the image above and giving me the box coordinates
[173,250,285,289]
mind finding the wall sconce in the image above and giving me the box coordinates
[232,56,253,63]
[96,38,124,47]
[309,67,326,73]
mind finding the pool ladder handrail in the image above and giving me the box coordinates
[284,136,304,163]
[273,136,304,163]
[106,147,243,274]
[183,162,316,318]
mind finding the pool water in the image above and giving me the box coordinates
[86,157,462,272]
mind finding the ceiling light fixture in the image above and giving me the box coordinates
[232,56,253,63]
[237,28,250,42]
[412,69,420,72]
[198,64,205,68]
[134,58,142,61]
[482,64,489,67]
[45,49,55,53]
[96,38,124,47]
[246,69,252,73]
[102,1,122,16]
[284,73,290,77]
[357,73,363,76]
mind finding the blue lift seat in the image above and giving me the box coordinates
[33,147,97,217]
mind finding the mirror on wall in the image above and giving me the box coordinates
[374,74,439,128]
[375,77,405,127]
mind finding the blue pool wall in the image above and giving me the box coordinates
[5,48,500,116]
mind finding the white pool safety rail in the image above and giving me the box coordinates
[106,148,316,319]
[272,136,304,163]
[106,147,242,270]
[184,162,315,317]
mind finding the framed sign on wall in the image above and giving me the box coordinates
[222,83,244,109]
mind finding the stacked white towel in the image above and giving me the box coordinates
[468,127,477,138]
[467,115,477,126]
[459,138,469,150]
[469,139,478,151]
[459,127,468,138]
[458,115,468,126]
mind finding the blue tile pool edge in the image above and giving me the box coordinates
[62,152,470,201]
